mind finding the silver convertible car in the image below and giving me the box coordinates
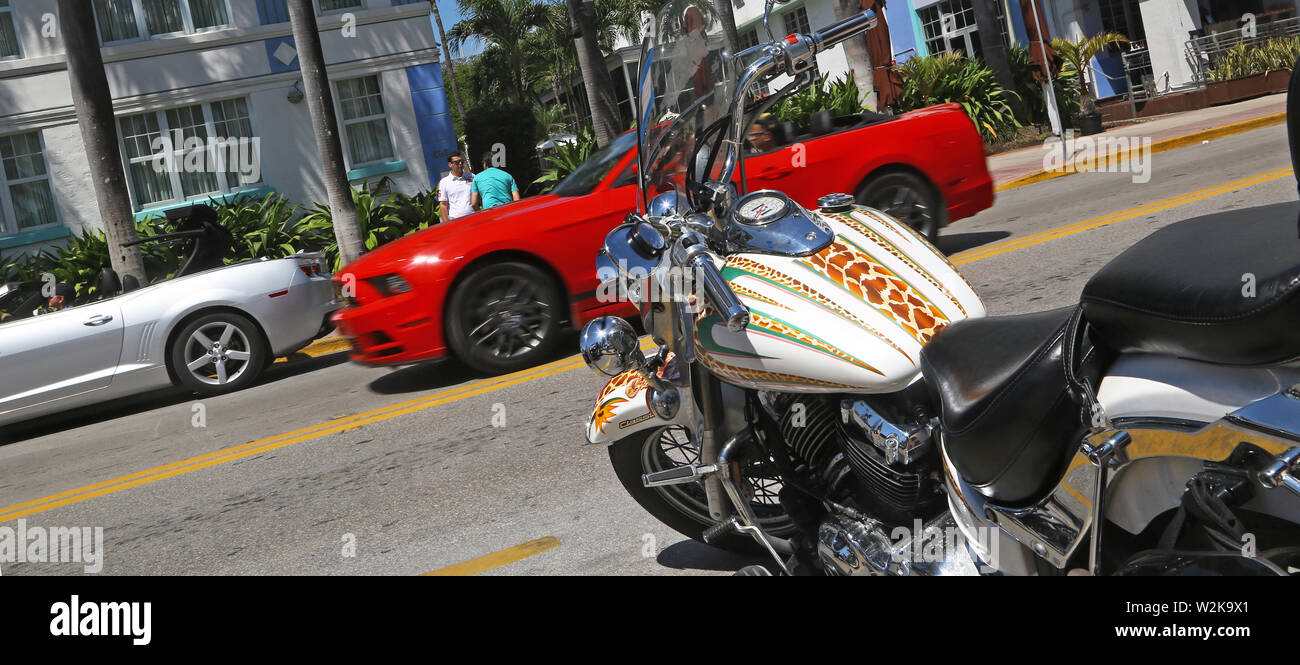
[0,205,341,428]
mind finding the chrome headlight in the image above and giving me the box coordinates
[580,316,645,376]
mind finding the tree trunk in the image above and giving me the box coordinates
[972,0,1018,111]
[286,0,364,268]
[834,0,874,108]
[714,0,740,56]
[568,0,620,147]
[58,0,145,284]
[427,1,466,125]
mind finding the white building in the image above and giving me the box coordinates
[0,0,455,256]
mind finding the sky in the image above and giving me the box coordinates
[427,0,486,59]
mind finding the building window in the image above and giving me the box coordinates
[918,0,1005,59]
[93,0,231,44]
[0,0,20,59]
[336,75,395,167]
[117,98,260,210]
[739,27,759,50]
[0,132,59,233]
[318,0,363,13]
[1099,0,1145,44]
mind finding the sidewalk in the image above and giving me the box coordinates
[989,93,1287,191]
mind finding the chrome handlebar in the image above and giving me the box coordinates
[674,232,749,332]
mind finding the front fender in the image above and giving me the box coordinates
[585,369,690,444]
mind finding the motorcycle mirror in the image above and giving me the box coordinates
[580,316,646,377]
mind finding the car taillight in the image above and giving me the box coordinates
[300,264,323,277]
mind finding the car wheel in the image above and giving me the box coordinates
[170,312,268,396]
[444,261,563,375]
[856,171,942,243]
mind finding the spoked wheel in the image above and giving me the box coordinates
[170,312,268,396]
[856,171,942,243]
[445,261,563,375]
[609,425,798,555]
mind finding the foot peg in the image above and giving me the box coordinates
[642,464,717,488]
[703,517,740,544]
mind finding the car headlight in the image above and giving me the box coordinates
[367,273,413,297]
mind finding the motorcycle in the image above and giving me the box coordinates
[580,0,1300,575]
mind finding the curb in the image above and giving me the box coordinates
[994,111,1287,193]
[274,335,351,364]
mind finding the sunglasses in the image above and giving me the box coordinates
[449,159,464,165]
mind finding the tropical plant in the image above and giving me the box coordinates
[210,192,320,264]
[1008,44,1080,127]
[897,52,1021,142]
[770,72,871,128]
[533,127,598,191]
[1050,31,1128,117]
[534,103,575,138]
[1,250,44,283]
[447,0,551,104]
[1206,36,1300,82]
[300,178,440,270]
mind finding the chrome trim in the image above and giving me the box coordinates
[842,398,931,466]
[717,428,794,573]
[727,190,834,257]
[942,405,1300,572]
[1226,389,1300,443]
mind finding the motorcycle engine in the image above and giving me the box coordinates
[774,393,947,526]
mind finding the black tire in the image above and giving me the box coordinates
[169,311,268,396]
[856,170,943,243]
[609,425,798,556]
[444,261,563,375]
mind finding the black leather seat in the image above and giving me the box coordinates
[1082,201,1300,365]
[920,308,1108,506]
[810,110,834,136]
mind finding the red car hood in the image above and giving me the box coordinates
[342,193,571,277]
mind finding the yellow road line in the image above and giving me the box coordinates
[0,339,654,523]
[954,167,1291,265]
[421,536,562,576]
[994,111,1286,193]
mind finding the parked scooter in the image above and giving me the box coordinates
[580,0,1300,575]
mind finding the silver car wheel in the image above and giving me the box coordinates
[183,322,253,386]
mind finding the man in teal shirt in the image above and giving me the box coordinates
[470,152,521,210]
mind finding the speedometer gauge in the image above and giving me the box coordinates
[735,192,791,225]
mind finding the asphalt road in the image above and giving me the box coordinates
[2,124,1295,576]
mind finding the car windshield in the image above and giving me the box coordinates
[550,131,639,197]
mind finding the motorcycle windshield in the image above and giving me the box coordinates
[637,0,731,215]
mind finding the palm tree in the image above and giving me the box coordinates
[832,0,873,108]
[568,0,621,147]
[286,0,363,267]
[428,1,468,126]
[57,0,146,284]
[448,0,550,104]
[1052,32,1129,117]
[713,0,739,56]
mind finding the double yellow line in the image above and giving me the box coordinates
[0,345,643,524]
[953,167,1293,265]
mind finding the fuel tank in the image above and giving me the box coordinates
[694,205,985,393]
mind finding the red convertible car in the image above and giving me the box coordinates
[332,103,993,374]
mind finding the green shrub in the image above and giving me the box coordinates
[463,101,540,194]
[1208,36,1300,82]
[769,72,871,128]
[897,52,1021,142]
[1008,44,1081,127]
[532,127,597,192]
[300,177,440,271]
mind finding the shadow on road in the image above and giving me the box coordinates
[367,330,582,395]
[655,538,770,573]
[0,352,349,445]
[937,230,1011,256]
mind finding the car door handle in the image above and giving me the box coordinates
[756,166,793,180]
[84,315,113,326]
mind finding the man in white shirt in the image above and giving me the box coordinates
[437,152,475,221]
